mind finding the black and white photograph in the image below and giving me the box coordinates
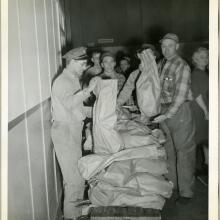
[1,0,218,220]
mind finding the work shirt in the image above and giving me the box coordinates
[51,68,91,123]
[158,55,193,118]
[117,69,140,105]
[115,72,126,93]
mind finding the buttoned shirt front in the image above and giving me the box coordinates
[51,68,91,123]
[158,55,193,118]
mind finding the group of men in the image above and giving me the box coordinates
[51,33,196,220]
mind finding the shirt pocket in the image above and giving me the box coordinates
[164,76,174,93]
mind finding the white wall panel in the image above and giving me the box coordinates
[26,109,49,220]
[53,0,62,67]
[17,0,41,111]
[41,101,58,220]
[8,0,25,121]
[8,121,33,220]
[34,0,51,100]
[45,0,56,81]
[8,0,65,220]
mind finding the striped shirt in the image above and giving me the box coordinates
[117,69,140,105]
[158,55,193,118]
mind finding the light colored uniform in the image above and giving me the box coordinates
[51,68,91,219]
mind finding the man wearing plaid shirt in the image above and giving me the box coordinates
[153,33,196,205]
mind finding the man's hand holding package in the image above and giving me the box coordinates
[88,76,101,92]
[152,114,167,123]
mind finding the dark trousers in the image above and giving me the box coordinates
[160,102,196,197]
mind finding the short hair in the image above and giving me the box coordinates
[92,49,102,56]
[100,52,115,62]
[192,47,209,66]
[87,47,102,59]
[120,56,131,64]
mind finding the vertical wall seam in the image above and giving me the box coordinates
[50,0,58,73]
[53,149,59,203]
[50,0,59,204]
[32,0,50,219]
[55,0,62,66]
[16,0,35,219]
[43,0,52,91]
[1,0,8,219]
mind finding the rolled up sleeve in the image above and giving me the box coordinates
[117,70,139,105]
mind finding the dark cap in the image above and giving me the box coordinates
[100,52,115,62]
[120,56,131,63]
[136,43,160,59]
[141,43,156,51]
[62,47,88,61]
[159,33,179,43]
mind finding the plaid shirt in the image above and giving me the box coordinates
[158,55,193,118]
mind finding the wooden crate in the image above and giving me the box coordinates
[90,206,161,220]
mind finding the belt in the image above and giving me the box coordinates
[52,120,83,125]
[161,100,190,106]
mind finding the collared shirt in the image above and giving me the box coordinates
[51,68,91,123]
[158,55,193,118]
[115,72,126,93]
[117,69,140,105]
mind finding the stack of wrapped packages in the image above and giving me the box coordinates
[78,49,173,211]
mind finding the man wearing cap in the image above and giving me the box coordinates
[100,52,126,93]
[153,33,196,204]
[87,48,103,76]
[118,56,132,79]
[81,49,103,89]
[51,47,100,219]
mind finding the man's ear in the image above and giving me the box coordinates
[176,43,180,50]
[101,63,104,68]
